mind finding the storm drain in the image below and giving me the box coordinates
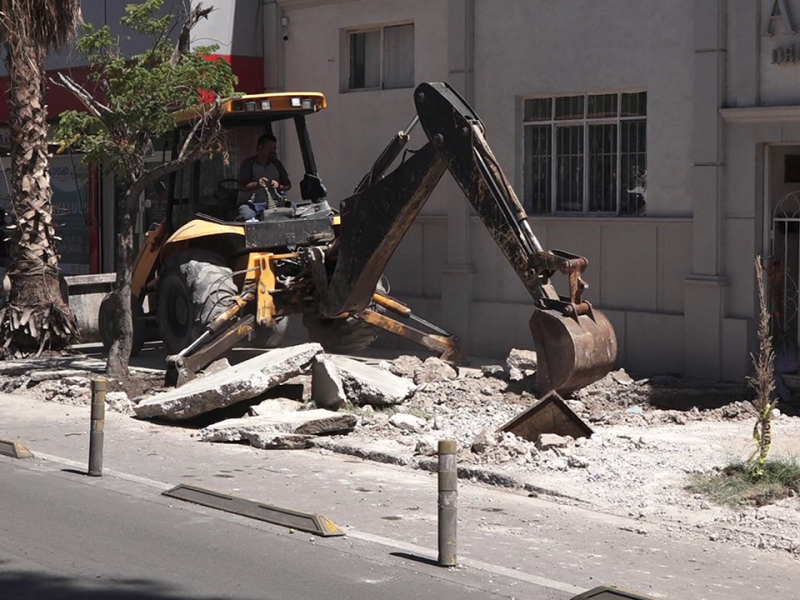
[162,483,344,537]
[0,439,33,459]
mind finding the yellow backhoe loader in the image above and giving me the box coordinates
[98,82,617,392]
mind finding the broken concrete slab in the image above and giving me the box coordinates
[311,354,347,410]
[310,438,413,466]
[330,355,416,407]
[134,343,323,420]
[248,398,305,416]
[238,432,314,450]
[200,409,357,444]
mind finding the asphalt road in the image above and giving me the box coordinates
[0,458,570,600]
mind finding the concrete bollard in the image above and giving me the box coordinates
[438,439,458,566]
[88,378,106,477]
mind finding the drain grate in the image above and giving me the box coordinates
[162,483,344,537]
[0,439,33,459]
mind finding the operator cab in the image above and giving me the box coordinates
[158,92,333,247]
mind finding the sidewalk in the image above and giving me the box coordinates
[2,392,799,600]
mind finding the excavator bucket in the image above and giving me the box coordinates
[529,306,617,395]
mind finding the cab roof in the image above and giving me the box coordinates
[173,92,327,127]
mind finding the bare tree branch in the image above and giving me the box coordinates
[52,71,111,118]
[170,2,212,67]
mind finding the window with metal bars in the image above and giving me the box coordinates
[523,91,647,215]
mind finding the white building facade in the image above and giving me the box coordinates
[264,0,752,380]
[10,0,800,381]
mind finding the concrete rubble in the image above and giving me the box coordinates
[14,344,800,554]
[329,355,416,407]
[134,343,323,420]
[505,348,537,381]
[201,409,358,449]
[310,354,347,410]
[248,398,304,416]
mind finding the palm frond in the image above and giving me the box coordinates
[0,0,82,49]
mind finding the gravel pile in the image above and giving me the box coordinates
[335,354,800,555]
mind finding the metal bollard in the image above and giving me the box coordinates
[437,439,458,566]
[88,378,106,477]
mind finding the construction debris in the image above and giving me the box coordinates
[311,354,347,410]
[248,398,304,416]
[200,409,358,447]
[506,348,537,381]
[330,355,416,407]
[134,343,323,420]
[388,412,426,432]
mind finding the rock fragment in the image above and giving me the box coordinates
[331,355,416,407]
[105,391,134,414]
[388,355,423,379]
[311,354,347,410]
[471,428,497,454]
[248,398,304,416]
[413,357,457,384]
[414,437,437,456]
[536,433,570,451]
[506,348,537,381]
[389,413,426,432]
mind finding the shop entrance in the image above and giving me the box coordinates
[767,146,800,382]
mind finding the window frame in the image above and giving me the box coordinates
[343,21,415,92]
[522,90,647,216]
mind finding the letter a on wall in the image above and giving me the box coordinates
[765,0,797,35]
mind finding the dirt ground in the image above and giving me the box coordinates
[5,350,800,558]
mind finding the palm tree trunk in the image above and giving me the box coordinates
[0,36,78,355]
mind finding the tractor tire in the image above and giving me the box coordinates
[99,293,146,356]
[156,249,238,354]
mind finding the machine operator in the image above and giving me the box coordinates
[236,133,292,221]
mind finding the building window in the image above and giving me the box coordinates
[346,23,414,91]
[523,91,647,216]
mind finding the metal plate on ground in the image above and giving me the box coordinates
[162,483,344,537]
[571,586,660,599]
[499,390,593,441]
[0,439,33,459]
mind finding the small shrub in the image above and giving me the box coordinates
[689,457,800,507]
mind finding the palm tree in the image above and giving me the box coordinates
[0,0,82,355]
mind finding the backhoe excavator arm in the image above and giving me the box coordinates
[323,82,617,394]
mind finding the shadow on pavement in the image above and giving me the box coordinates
[0,569,257,600]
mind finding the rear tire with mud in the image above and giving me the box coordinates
[156,249,238,354]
